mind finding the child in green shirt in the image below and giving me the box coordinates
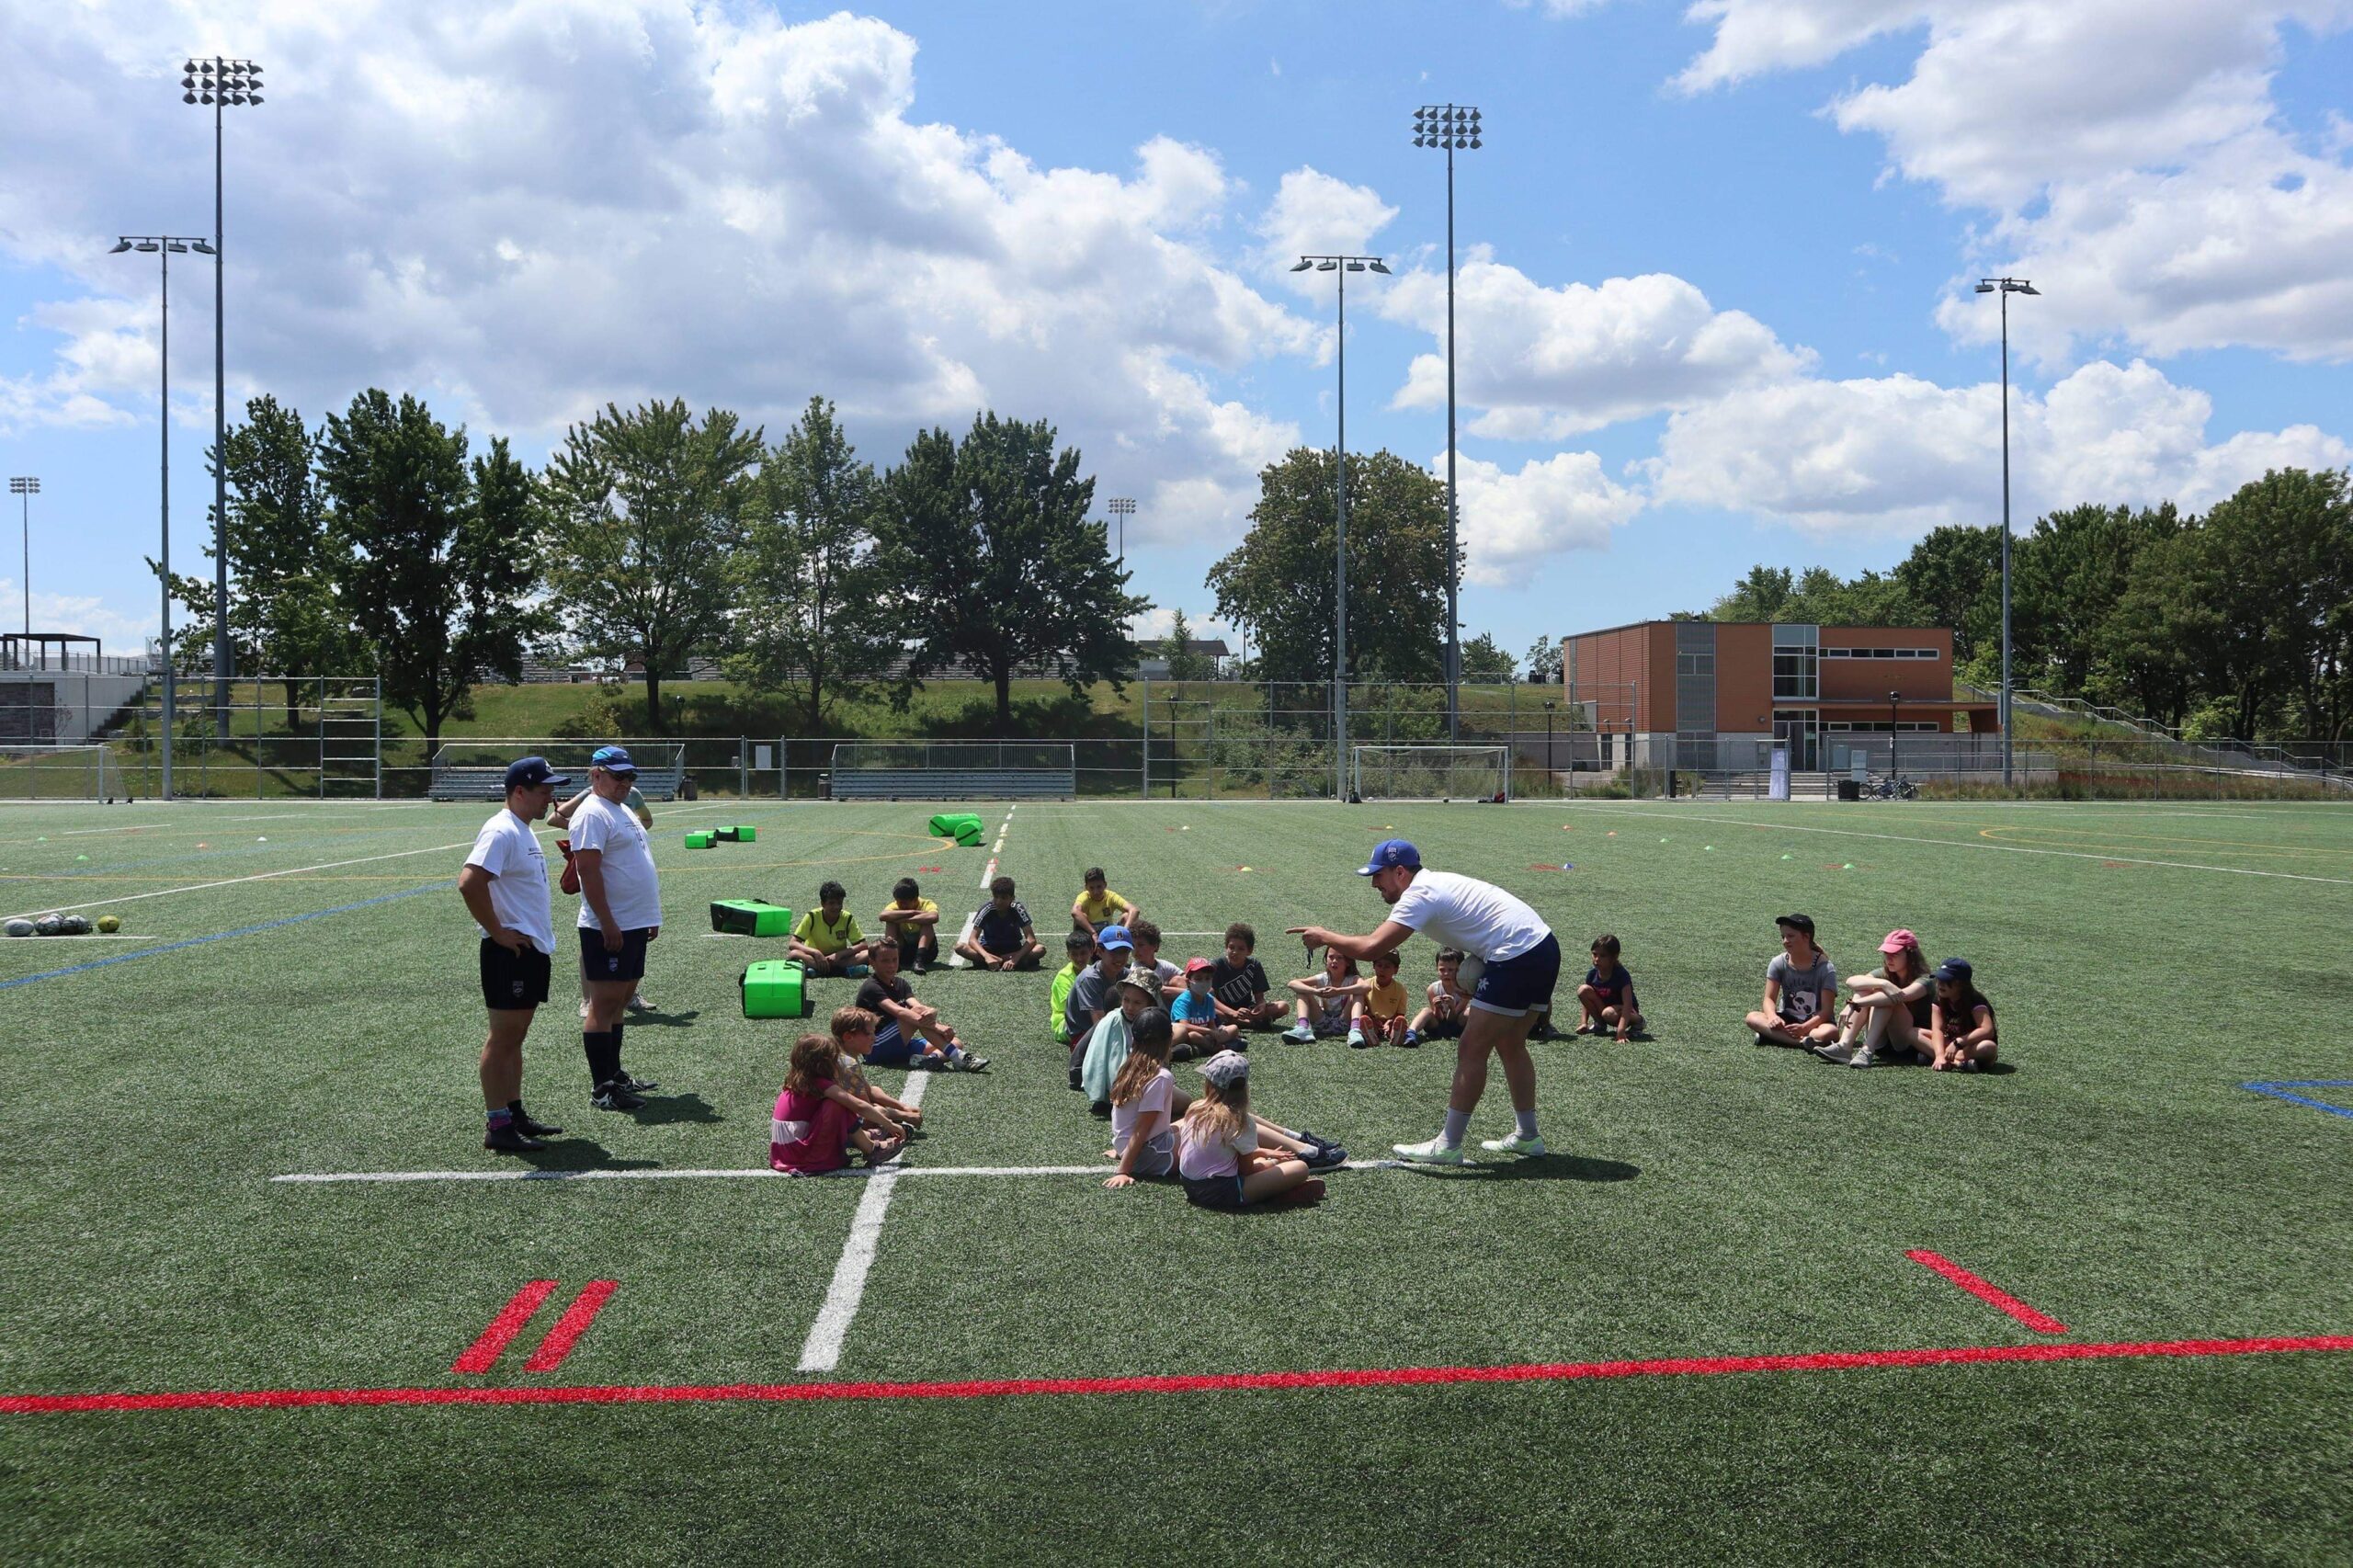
[1049,928,1095,1040]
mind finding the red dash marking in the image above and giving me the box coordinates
[523,1281,617,1372]
[2102,860,2131,869]
[917,865,943,872]
[10,1335,2350,1416]
[1527,863,1562,871]
[1908,1250,2069,1335]
[451,1280,561,1373]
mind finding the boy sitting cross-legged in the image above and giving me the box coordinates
[790,880,870,977]
[876,877,940,974]
[1209,922,1287,1030]
[1404,947,1468,1048]
[1169,956,1239,1061]
[855,939,989,1073]
[1349,948,1412,1049]
[827,1006,924,1139]
[1063,926,1134,1089]
[957,875,1047,971]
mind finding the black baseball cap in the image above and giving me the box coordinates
[504,756,571,791]
[1933,957,1974,984]
[1775,913,1815,936]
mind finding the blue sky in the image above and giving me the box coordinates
[3,0,2348,668]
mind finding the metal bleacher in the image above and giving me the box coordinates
[428,744,687,802]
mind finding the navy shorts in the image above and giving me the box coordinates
[867,1024,925,1068]
[1470,933,1562,1017]
[1182,1172,1247,1210]
[480,938,551,1011]
[580,926,653,984]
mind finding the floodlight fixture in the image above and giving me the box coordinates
[1411,101,1487,740]
[1974,276,2040,787]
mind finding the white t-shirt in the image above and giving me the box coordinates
[465,808,554,954]
[1176,1112,1258,1180]
[1110,1068,1176,1176]
[1385,869,1550,963]
[571,791,664,933]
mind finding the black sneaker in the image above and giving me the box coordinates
[955,1053,990,1073]
[1302,1142,1347,1172]
[592,1081,645,1111]
[1068,1067,1085,1093]
[1169,1043,1199,1062]
[610,1069,660,1095]
[483,1121,546,1153]
[1088,1098,1111,1119]
[513,1107,564,1138]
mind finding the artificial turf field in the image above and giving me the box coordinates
[3,796,2351,1564]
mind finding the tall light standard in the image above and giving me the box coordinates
[7,476,34,639]
[1974,276,2037,788]
[183,56,262,733]
[1107,496,1135,568]
[1413,103,1480,743]
[110,234,213,801]
[1291,252,1392,799]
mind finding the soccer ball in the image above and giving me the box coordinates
[97,915,121,934]
[2,919,30,938]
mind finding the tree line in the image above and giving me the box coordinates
[176,393,1146,740]
[1677,469,2352,745]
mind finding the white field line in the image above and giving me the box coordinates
[1591,806,2353,887]
[795,1071,932,1371]
[274,1157,1413,1185]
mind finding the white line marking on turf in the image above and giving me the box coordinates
[273,1157,1412,1185]
[796,1072,931,1372]
[1595,807,2353,886]
[2,839,480,921]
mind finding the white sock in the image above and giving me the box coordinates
[1441,1108,1472,1148]
[1515,1110,1540,1140]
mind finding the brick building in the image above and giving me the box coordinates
[1561,620,1999,770]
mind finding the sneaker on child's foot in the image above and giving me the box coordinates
[1301,1141,1348,1172]
[1068,1067,1085,1092]
[955,1052,990,1073]
[1088,1098,1111,1119]
[844,963,872,978]
[1478,1131,1548,1157]
[1347,1031,1370,1050]
[1401,1030,1421,1049]
[1812,1040,1855,1064]
[1392,1136,1466,1166]
[1281,1025,1316,1044]
[1847,1049,1876,1069]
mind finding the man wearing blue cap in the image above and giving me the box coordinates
[563,745,665,1111]
[456,756,571,1153]
[1290,840,1559,1165]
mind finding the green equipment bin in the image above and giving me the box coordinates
[685,830,717,848]
[741,959,812,1019]
[710,899,793,937]
[716,825,758,842]
[929,812,986,846]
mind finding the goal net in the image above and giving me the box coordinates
[0,744,113,801]
[1351,745,1508,802]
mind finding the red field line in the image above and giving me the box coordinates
[1906,1250,2069,1335]
[522,1282,617,1373]
[450,1280,561,1374]
[7,1334,2348,1416]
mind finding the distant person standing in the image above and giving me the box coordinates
[455,756,570,1153]
[570,745,665,1110]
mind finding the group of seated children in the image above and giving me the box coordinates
[1103,1009,1345,1206]
[1744,914,1996,1071]
[779,877,988,1073]
[769,1006,937,1173]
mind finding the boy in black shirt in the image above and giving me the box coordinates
[1209,921,1285,1030]
[854,940,989,1071]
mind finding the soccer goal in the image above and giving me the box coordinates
[829,741,1077,800]
[0,744,115,801]
[1351,744,1509,802]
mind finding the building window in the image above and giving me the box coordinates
[1771,622,1818,700]
[1677,653,1714,676]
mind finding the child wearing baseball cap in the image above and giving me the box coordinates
[1176,1051,1325,1210]
[1169,956,1239,1060]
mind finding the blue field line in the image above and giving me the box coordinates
[2240,1081,2353,1120]
[0,884,444,991]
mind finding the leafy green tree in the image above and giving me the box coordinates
[1894,525,2002,667]
[1708,565,1794,621]
[1162,608,1211,682]
[875,413,1148,733]
[1207,448,1449,685]
[541,399,764,732]
[723,398,898,733]
[2184,469,2352,741]
[317,391,541,744]
[1524,634,1561,685]
[1461,631,1515,681]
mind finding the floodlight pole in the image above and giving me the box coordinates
[1294,253,1390,799]
[1108,496,1135,569]
[1415,104,1481,742]
[7,477,34,639]
[1977,277,2036,789]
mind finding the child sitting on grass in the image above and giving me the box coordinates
[1070,866,1142,940]
[1209,922,1287,1030]
[828,1007,926,1134]
[1127,918,1181,1000]
[1745,913,1838,1049]
[1927,958,1998,1072]
[1349,949,1412,1049]
[875,877,940,973]
[957,875,1047,971]
[1107,1019,1347,1190]
[1405,948,1468,1047]
[854,942,989,1072]
[790,880,871,977]
[1176,1051,1325,1210]
[770,1032,904,1175]
[1079,967,1161,1114]
[1169,956,1239,1060]
[1283,948,1364,1043]
[1049,928,1096,1043]
[1575,934,1645,1041]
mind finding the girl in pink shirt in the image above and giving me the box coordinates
[771,1034,904,1174]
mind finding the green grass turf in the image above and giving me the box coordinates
[4,798,2352,1563]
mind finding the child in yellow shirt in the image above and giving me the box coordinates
[1350,948,1412,1049]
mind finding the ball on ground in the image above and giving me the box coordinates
[97,915,121,934]
[3,918,30,938]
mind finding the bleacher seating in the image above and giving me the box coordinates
[431,764,686,802]
[829,767,1073,801]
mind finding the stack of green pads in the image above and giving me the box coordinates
[740,960,812,1018]
[929,812,986,846]
[685,825,756,848]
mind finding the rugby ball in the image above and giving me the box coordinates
[2,919,30,938]
[34,915,63,937]
[96,915,121,934]
[60,915,93,936]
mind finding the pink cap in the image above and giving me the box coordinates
[1184,956,1213,976]
[1880,928,1920,955]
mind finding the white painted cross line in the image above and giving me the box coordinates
[796,1071,930,1371]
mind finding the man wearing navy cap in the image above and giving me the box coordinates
[456,756,571,1153]
[1290,840,1560,1165]
[565,746,665,1111]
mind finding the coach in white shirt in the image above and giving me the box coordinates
[572,745,665,1111]
[1290,838,1559,1165]
[456,756,569,1154]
